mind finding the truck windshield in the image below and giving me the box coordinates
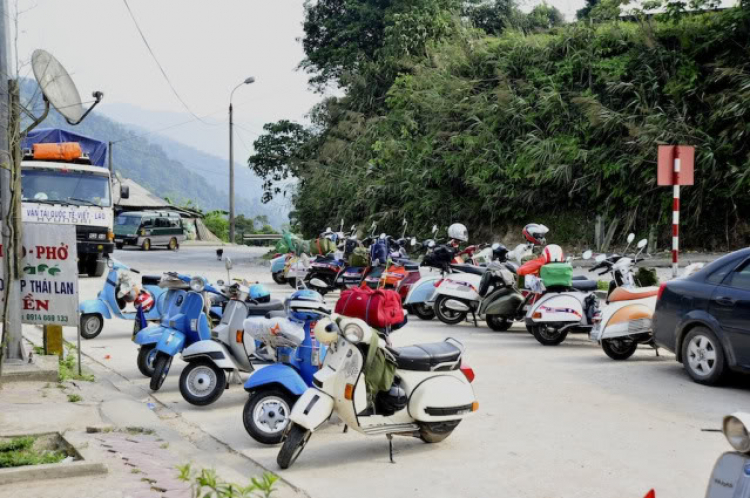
[21,169,111,207]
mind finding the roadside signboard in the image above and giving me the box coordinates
[19,224,78,326]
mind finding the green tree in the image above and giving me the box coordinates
[524,3,565,31]
[204,211,229,242]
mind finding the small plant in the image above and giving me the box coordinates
[177,463,278,498]
[160,442,169,449]
[58,348,94,382]
[0,436,66,468]
[597,280,610,291]
[67,394,82,403]
[636,267,659,287]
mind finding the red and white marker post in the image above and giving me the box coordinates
[658,145,694,278]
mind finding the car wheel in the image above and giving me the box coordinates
[682,326,727,385]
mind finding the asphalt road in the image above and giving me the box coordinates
[46,244,750,498]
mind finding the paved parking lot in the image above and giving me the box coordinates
[44,245,750,498]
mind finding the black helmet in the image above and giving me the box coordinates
[376,381,408,414]
[491,242,509,262]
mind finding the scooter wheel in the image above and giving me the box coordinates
[80,313,104,340]
[419,420,461,443]
[150,353,173,391]
[531,325,568,346]
[434,295,467,326]
[486,315,512,332]
[601,338,638,360]
[137,345,157,378]
[272,272,287,285]
[409,303,435,321]
[277,423,311,469]
[243,389,296,444]
[179,360,227,406]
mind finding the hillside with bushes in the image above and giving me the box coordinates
[249,0,750,249]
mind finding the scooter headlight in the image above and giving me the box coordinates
[724,413,750,453]
[343,323,365,343]
[314,318,339,344]
[189,276,205,293]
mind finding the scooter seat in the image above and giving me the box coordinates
[142,274,162,286]
[393,258,420,271]
[246,299,284,316]
[390,341,462,371]
[571,279,598,292]
[608,286,659,303]
[450,264,486,276]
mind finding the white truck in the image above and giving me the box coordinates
[20,129,129,277]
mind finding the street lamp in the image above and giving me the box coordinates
[229,76,255,244]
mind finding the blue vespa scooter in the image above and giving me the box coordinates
[241,290,329,445]
[79,259,167,339]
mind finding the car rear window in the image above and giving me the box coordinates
[698,252,746,284]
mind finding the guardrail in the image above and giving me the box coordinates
[242,233,283,241]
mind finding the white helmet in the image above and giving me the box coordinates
[448,223,468,242]
[543,244,564,263]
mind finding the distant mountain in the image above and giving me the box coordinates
[19,79,288,227]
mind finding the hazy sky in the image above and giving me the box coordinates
[12,0,586,155]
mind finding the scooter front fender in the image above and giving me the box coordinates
[134,325,166,346]
[182,341,237,370]
[289,388,335,432]
[79,299,112,320]
[404,276,440,305]
[244,363,308,396]
[156,329,186,357]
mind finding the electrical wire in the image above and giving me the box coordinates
[121,0,209,124]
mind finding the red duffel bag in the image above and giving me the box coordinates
[335,286,405,329]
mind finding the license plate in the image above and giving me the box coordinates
[115,239,123,243]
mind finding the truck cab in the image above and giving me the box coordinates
[20,129,128,277]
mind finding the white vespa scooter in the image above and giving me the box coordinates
[524,251,599,346]
[705,412,750,498]
[276,313,477,469]
[590,236,703,360]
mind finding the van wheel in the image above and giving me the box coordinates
[682,327,726,385]
[243,389,296,444]
[168,238,178,251]
[80,313,104,339]
[419,420,461,443]
[141,239,151,251]
[531,324,568,346]
[602,338,638,360]
[277,423,311,469]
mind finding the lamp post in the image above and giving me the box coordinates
[229,76,255,244]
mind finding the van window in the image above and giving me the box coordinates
[170,217,182,228]
[156,218,170,228]
[142,218,154,228]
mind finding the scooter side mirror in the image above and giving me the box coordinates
[411,237,417,246]
[225,258,233,270]
[595,254,607,263]
[106,258,114,269]
[217,279,225,286]
[432,225,438,234]
[627,233,635,244]
[582,250,593,260]
[637,239,648,249]
[351,225,356,232]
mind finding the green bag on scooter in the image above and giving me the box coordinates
[540,263,573,288]
[349,246,369,267]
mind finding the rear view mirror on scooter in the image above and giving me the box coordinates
[432,225,438,234]
[225,258,233,270]
[637,239,648,249]
[107,258,114,269]
[627,233,635,244]
[411,237,417,246]
[595,254,607,263]
[582,250,593,260]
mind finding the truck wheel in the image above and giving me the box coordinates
[137,345,157,377]
[243,389,296,445]
[272,272,287,285]
[87,259,105,277]
[141,239,151,251]
[80,313,104,339]
[419,420,461,443]
[277,423,311,469]
[150,353,172,391]
[116,243,124,250]
[179,360,226,406]
[531,324,568,346]
[601,338,638,360]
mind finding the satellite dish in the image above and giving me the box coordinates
[31,49,102,126]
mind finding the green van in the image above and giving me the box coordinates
[114,211,185,251]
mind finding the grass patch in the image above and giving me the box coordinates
[67,394,82,403]
[59,349,94,383]
[0,436,66,468]
[597,280,610,291]
[124,427,155,436]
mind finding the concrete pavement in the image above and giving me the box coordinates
[21,244,750,498]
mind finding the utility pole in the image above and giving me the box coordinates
[228,102,235,244]
[0,0,24,365]
[108,141,113,174]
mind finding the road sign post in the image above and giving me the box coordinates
[658,145,695,278]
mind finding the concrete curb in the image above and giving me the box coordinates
[0,355,58,383]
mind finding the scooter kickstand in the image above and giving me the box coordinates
[471,312,478,328]
[343,425,348,434]
[387,434,395,464]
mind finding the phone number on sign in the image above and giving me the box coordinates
[22,313,69,323]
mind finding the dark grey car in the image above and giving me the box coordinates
[653,248,750,385]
